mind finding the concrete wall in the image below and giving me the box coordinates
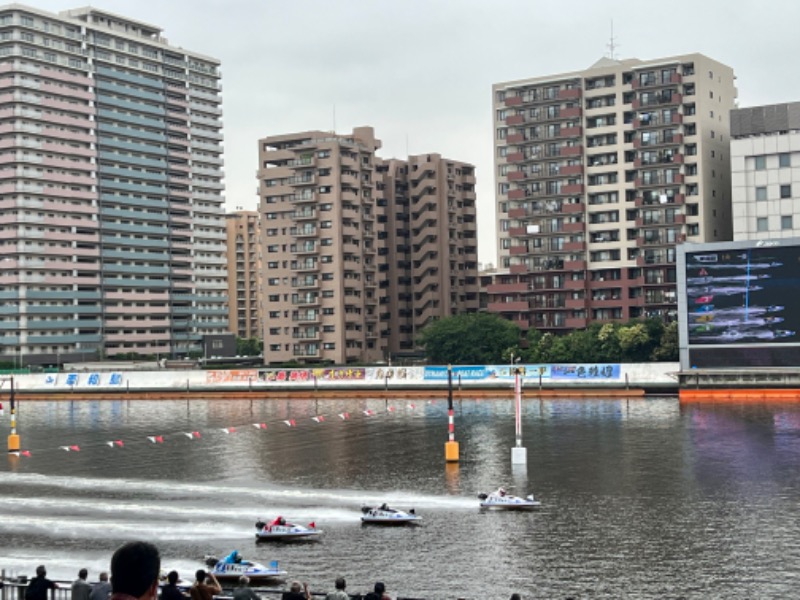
[5,363,680,393]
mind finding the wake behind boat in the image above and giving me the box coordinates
[255,516,323,541]
[361,503,422,525]
[204,551,286,582]
[478,488,541,510]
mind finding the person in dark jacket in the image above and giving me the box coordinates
[26,566,56,600]
[160,572,187,600]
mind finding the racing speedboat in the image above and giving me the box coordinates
[255,518,323,541]
[478,488,541,510]
[204,552,286,582]
[360,504,422,525]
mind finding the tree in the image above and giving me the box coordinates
[617,323,650,361]
[236,337,262,356]
[418,313,520,364]
[652,321,679,361]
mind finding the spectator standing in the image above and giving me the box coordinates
[25,566,56,600]
[89,572,111,600]
[109,541,161,600]
[232,576,260,600]
[364,582,391,600]
[324,577,349,600]
[281,581,310,600]
[161,572,188,600]
[71,569,92,600]
[189,570,221,600]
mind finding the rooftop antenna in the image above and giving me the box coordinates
[606,19,618,59]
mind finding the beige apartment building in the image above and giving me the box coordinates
[225,211,262,340]
[257,127,478,365]
[380,154,479,358]
[490,53,736,331]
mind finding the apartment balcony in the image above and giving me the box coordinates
[509,264,529,274]
[633,133,684,149]
[565,297,586,310]
[507,133,525,144]
[564,260,587,270]
[562,201,585,213]
[634,153,684,167]
[635,193,685,207]
[635,174,684,188]
[563,221,585,233]
[487,282,529,294]
[564,241,586,252]
[509,245,529,255]
[561,164,584,176]
[506,114,525,126]
[487,301,529,312]
[559,126,583,138]
[508,170,526,181]
[508,207,528,218]
[632,72,682,90]
[633,113,683,128]
[632,93,683,110]
[564,278,586,290]
[559,88,582,100]
[506,152,525,163]
[504,96,523,107]
[559,145,584,157]
[565,317,588,329]
[507,189,528,200]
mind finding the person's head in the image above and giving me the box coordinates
[195,570,206,584]
[289,582,302,593]
[238,576,249,587]
[167,572,178,586]
[374,582,386,594]
[510,594,522,600]
[79,569,88,581]
[335,576,346,591]
[36,566,46,578]
[98,573,109,583]
[111,541,160,600]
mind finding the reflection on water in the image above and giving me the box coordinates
[1,398,800,598]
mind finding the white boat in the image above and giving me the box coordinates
[478,488,541,510]
[255,518,323,541]
[204,554,286,582]
[360,504,422,525]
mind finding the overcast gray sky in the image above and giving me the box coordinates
[31,0,800,265]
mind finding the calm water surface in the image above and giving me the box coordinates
[1,396,800,599]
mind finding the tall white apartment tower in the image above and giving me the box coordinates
[490,54,736,331]
[0,5,227,365]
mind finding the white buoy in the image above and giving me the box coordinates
[511,369,527,465]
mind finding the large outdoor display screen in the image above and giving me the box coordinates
[685,244,800,346]
[680,239,800,369]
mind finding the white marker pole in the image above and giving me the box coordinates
[511,369,527,465]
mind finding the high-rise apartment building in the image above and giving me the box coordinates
[730,102,800,239]
[490,54,736,331]
[0,5,227,365]
[258,127,478,365]
[380,154,479,357]
[225,210,261,339]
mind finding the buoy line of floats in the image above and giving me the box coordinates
[7,401,422,459]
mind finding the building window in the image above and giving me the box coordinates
[779,153,791,168]
[780,184,791,199]
[756,217,768,232]
[782,215,793,230]
[754,156,766,170]
[755,186,767,201]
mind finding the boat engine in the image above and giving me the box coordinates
[204,556,218,568]
[360,506,371,514]
[255,520,266,530]
[477,493,488,500]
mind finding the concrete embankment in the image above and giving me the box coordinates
[2,362,679,401]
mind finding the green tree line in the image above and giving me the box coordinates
[417,313,678,365]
